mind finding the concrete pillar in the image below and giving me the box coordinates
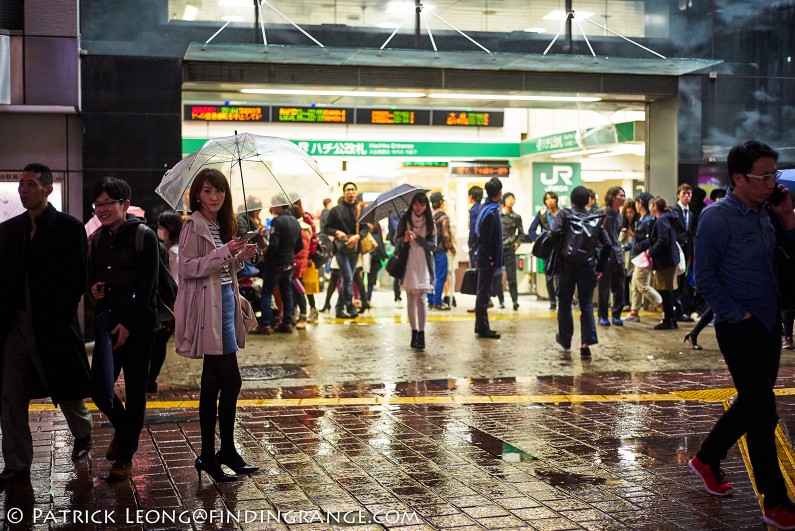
[646,95,679,197]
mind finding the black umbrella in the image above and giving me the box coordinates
[357,183,430,224]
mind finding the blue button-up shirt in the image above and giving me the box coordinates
[694,188,795,330]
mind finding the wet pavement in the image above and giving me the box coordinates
[8,290,795,529]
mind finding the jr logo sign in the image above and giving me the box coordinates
[532,162,581,213]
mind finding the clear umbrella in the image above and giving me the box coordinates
[156,133,328,220]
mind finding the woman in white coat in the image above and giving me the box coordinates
[175,168,257,483]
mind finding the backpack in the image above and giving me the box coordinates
[433,211,449,252]
[92,224,178,319]
[559,209,606,265]
[531,229,556,260]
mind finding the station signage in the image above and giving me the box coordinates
[185,104,503,127]
[450,161,510,177]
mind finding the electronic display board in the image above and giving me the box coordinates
[185,105,267,121]
[359,108,432,126]
[450,161,510,177]
[275,106,353,124]
[432,110,503,127]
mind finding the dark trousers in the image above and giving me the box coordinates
[696,317,787,508]
[497,248,518,305]
[335,252,357,314]
[597,259,625,320]
[475,266,495,333]
[367,257,384,302]
[91,313,153,462]
[557,262,598,347]
[199,352,242,460]
[260,265,294,326]
[783,309,794,338]
[148,326,173,385]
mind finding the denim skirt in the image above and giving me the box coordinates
[221,283,239,354]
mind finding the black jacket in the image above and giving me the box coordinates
[649,210,680,270]
[631,213,655,257]
[263,209,303,266]
[90,215,159,332]
[476,199,502,269]
[0,204,91,403]
[670,203,697,261]
[602,207,624,265]
[501,210,524,248]
[395,214,437,283]
[323,200,370,251]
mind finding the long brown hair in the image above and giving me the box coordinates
[651,196,669,213]
[189,169,237,242]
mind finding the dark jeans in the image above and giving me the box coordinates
[557,262,598,347]
[696,317,787,508]
[260,265,294,326]
[475,266,495,333]
[497,248,518,305]
[335,252,357,314]
[597,259,625,320]
[428,253,448,306]
[367,257,384,302]
[148,325,173,385]
[91,312,153,462]
[783,309,794,338]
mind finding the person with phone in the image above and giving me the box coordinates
[174,169,258,484]
[688,141,795,529]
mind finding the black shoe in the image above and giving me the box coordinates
[320,304,331,313]
[0,469,30,483]
[106,433,119,461]
[216,451,259,474]
[415,331,425,350]
[411,330,418,349]
[555,333,571,352]
[513,302,520,311]
[195,456,237,483]
[684,332,703,350]
[147,380,158,393]
[654,319,677,330]
[478,330,501,339]
[677,315,694,323]
[72,435,92,460]
[335,311,357,319]
[499,302,506,309]
[580,346,592,359]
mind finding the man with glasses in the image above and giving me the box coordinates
[88,177,159,481]
[324,182,369,319]
[0,163,94,482]
[689,141,795,529]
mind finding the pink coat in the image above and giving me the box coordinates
[174,212,255,359]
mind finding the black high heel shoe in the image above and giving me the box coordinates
[320,304,331,313]
[216,451,259,474]
[195,456,237,483]
[684,332,703,350]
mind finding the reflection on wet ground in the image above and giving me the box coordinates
[7,294,795,529]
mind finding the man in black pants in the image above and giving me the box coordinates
[689,141,795,528]
[474,178,503,339]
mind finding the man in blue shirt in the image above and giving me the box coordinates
[689,141,795,529]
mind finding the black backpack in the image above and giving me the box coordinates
[559,209,606,265]
[531,229,556,260]
[92,224,178,319]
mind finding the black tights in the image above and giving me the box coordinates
[199,352,242,461]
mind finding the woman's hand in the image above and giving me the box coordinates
[226,238,248,255]
[404,230,415,243]
[236,243,258,262]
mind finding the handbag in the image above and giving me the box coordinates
[302,261,320,294]
[360,232,379,255]
[385,244,410,278]
[335,238,359,255]
[237,260,260,279]
[460,268,479,295]
[675,242,686,275]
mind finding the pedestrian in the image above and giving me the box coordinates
[620,200,637,311]
[646,196,681,330]
[467,185,484,265]
[474,178,504,339]
[597,186,627,326]
[0,163,93,482]
[254,195,303,334]
[626,192,661,322]
[394,192,437,350]
[88,177,159,481]
[551,186,610,359]
[319,197,332,231]
[174,168,258,483]
[528,191,560,310]
[386,212,404,307]
[366,221,388,306]
[294,199,320,323]
[427,191,455,310]
[689,140,795,529]
[148,210,183,393]
[671,183,697,321]
[323,182,369,319]
[498,192,524,311]
[288,204,312,329]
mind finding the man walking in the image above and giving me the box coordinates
[0,163,94,482]
[474,178,504,339]
[671,183,697,321]
[689,140,795,528]
[499,192,524,311]
[597,186,627,326]
[255,197,303,334]
[428,192,454,310]
[324,182,369,319]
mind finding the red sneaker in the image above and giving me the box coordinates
[689,455,733,496]
[763,501,795,530]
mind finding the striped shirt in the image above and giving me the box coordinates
[206,221,233,285]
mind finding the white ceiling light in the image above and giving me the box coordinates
[589,145,646,158]
[427,93,601,102]
[240,88,427,98]
[550,148,606,159]
[523,27,547,33]
[543,10,594,21]
[182,5,198,21]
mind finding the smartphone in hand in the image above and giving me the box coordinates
[770,186,787,206]
[238,231,257,241]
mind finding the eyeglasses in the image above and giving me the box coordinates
[92,199,124,210]
[745,170,781,184]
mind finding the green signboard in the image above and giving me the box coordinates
[531,162,582,273]
[182,139,518,158]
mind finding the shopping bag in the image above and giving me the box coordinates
[630,251,652,270]
[302,261,320,295]
[460,268,479,295]
[675,242,686,275]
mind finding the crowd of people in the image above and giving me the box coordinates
[5,144,795,527]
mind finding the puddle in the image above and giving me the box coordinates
[240,364,308,380]
[467,427,537,463]
[533,468,615,486]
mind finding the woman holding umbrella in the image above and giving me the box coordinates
[394,192,437,350]
[174,168,258,483]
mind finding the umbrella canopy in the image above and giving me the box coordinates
[84,206,146,236]
[156,133,328,214]
[357,183,430,224]
[778,169,795,193]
